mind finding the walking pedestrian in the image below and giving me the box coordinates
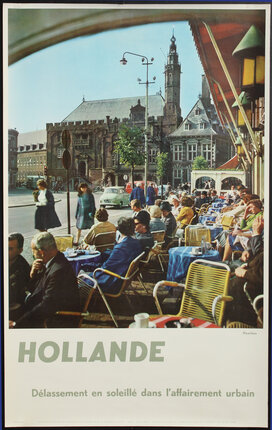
[75,182,96,246]
[34,179,61,232]
[146,183,156,206]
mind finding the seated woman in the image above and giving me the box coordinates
[222,199,263,261]
[149,205,166,232]
[176,196,194,229]
[82,217,142,294]
[82,208,116,246]
[171,196,181,217]
[134,210,154,251]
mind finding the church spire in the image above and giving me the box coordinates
[163,34,182,135]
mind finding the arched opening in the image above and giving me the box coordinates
[195,176,215,189]
[221,176,242,190]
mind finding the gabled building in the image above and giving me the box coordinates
[168,75,233,187]
[46,35,182,188]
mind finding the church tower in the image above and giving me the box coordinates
[163,33,182,135]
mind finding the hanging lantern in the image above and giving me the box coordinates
[234,137,245,156]
[232,25,265,97]
[232,91,252,127]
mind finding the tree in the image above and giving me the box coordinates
[114,125,145,187]
[192,156,209,170]
[156,152,170,198]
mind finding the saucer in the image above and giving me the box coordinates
[129,321,156,328]
[67,252,78,258]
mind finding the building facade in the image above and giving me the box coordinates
[17,130,47,184]
[168,75,233,187]
[46,35,183,188]
[44,35,230,189]
[8,129,19,189]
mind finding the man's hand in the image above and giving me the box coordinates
[235,266,247,278]
[9,320,16,328]
[30,259,44,279]
[252,216,264,235]
[240,250,250,262]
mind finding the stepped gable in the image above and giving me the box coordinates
[62,95,164,123]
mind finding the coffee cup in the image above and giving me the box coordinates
[134,313,149,328]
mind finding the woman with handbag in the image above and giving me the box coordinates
[34,179,61,232]
[75,182,96,246]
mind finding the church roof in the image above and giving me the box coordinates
[169,98,220,138]
[62,95,164,122]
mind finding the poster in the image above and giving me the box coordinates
[3,3,270,428]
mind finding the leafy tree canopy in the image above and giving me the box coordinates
[156,152,169,180]
[192,156,209,170]
[114,125,145,168]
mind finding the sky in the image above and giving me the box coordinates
[8,20,204,134]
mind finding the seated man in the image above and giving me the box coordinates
[149,205,166,232]
[9,233,31,321]
[134,211,154,251]
[83,208,116,245]
[130,199,142,218]
[161,201,177,249]
[195,191,210,208]
[9,232,80,328]
[85,217,142,294]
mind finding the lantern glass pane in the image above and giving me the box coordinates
[242,58,255,86]
[256,56,265,84]
[238,110,245,126]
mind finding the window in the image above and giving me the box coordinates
[188,144,197,161]
[199,123,206,129]
[202,144,211,161]
[149,148,157,163]
[174,169,182,179]
[185,123,191,130]
[173,144,184,161]
[195,108,201,115]
[57,146,65,159]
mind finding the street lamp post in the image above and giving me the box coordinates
[120,51,155,197]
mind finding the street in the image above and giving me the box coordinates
[8,189,132,263]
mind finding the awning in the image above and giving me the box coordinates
[189,13,265,126]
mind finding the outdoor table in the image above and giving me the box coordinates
[150,316,219,328]
[167,246,221,282]
[212,202,224,209]
[199,215,217,224]
[64,250,102,275]
[203,224,223,241]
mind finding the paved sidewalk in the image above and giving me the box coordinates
[8,188,64,208]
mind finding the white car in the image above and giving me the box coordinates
[99,186,130,208]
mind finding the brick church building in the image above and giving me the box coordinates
[46,34,231,188]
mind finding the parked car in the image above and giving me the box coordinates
[99,186,130,208]
[125,181,158,195]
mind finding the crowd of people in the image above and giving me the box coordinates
[9,179,264,328]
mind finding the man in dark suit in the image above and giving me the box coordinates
[9,232,31,320]
[9,232,80,328]
[161,201,177,249]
